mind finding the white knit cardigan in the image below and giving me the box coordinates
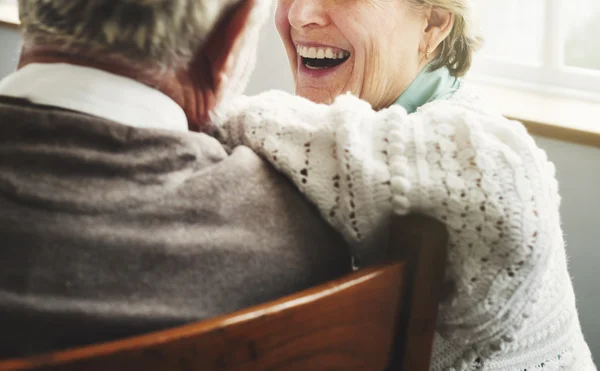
[215,85,596,371]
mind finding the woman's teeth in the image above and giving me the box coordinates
[297,45,349,60]
[296,45,351,70]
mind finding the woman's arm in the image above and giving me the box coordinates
[215,90,561,346]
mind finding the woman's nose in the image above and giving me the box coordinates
[288,0,329,30]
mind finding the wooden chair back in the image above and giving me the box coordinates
[0,214,448,371]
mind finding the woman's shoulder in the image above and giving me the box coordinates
[417,83,505,120]
[414,83,533,140]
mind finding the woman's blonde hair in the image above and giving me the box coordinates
[405,0,482,77]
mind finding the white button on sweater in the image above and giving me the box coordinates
[215,85,596,370]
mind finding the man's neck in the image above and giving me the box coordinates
[18,45,217,132]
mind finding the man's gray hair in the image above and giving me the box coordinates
[18,0,244,68]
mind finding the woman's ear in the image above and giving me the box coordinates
[420,6,454,58]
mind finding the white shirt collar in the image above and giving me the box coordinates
[0,63,188,132]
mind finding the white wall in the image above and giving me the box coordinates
[0,26,20,77]
[245,19,293,95]
[534,136,600,359]
[0,17,598,361]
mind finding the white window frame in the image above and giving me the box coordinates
[0,0,18,26]
[467,0,600,103]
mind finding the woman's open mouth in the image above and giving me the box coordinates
[296,45,351,70]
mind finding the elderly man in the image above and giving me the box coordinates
[0,0,351,358]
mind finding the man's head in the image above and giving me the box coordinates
[17,0,271,131]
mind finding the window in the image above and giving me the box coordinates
[564,0,600,71]
[468,0,600,100]
[0,0,18,26]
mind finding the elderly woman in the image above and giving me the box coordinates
[217,0,597,370]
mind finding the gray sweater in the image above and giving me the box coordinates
[0,96,352,358]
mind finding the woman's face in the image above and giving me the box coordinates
[276,0,428,109]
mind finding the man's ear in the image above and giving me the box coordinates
[420,6,454,56]
[192,0,257,93]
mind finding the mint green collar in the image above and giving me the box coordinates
[394,63,461,114]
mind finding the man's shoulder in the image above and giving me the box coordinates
[195,144,300,196]
[0,95,329,223]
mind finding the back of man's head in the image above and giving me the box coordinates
[18,0,247,70]
[16,0,270,130]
